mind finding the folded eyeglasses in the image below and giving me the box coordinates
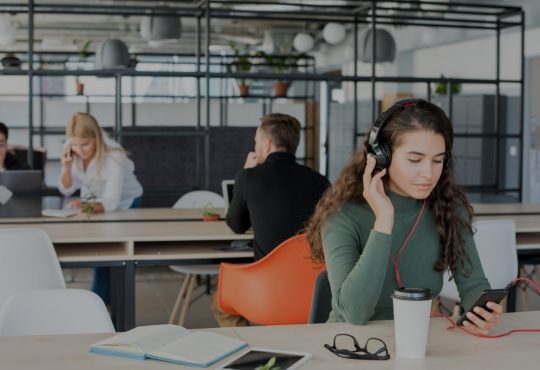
[324,334,390,360]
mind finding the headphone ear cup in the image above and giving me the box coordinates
[375,142,392,169]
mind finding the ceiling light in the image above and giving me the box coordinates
[361,28,396,63]
[140,15,182,46]
[0,14,13,34]
[293,33,314,53]
[0,14,16,47]
[323,22,346,45]
[95,39,131,69]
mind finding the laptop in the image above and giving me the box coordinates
[0,170,43,218]
[221,179,235,211]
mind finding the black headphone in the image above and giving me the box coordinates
[367,98,452,170]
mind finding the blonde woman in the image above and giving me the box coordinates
[59,112,143,304]
[59,112,142,213]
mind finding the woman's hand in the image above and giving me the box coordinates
[61,145,73,172]
[363,154,394,234]
[462,301,503,335]
[67,199,82,209]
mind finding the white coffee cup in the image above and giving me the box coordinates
[391,287,433,359]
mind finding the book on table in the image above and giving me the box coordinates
[89,324,247,367]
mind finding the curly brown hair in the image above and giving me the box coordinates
[306,99,473,275]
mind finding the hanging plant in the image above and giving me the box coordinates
[434,74,461,95]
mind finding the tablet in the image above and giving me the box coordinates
[218,348,311,370]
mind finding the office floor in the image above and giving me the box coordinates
[64,266,540,330]
[64,267,218,329]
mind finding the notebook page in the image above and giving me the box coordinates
[93,325,190,354]
[147,331,247,366]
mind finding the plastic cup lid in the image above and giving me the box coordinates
[391,287,433,301]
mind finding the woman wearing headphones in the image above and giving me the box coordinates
[59,112,143,305]
[306,99,502,335]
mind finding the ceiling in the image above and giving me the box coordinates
[0,1,537,58]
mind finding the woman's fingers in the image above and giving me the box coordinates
[463,319,490,335]
[363,154,376,190]
[462,302,503,335]
[370,168,386,193]
[486,301,504,314]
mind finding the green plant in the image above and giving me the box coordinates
[76,40,92,83]
[434,74,461,95]
[78,40,92,61]
[254,356,280,370]
[263,52,305,84]
[229,42,252,86]
[202,202,218,217]
[81,193,97,218]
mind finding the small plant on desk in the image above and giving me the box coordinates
[202,203,220,222]
[81,193,97,219]
[255,356,279,370]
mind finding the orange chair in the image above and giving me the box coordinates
[217,234,325,325]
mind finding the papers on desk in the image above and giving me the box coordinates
[41,209,79,218]
[89,324,247,367]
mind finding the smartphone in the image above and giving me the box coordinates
[456,288,508,326]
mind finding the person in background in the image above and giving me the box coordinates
[59,112,143,305]
[0,122,30,171]
[213,113,330,326]
[306,99,502,335]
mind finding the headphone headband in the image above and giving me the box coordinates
[368,99,423,169]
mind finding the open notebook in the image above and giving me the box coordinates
[90,324,247,367]
[41,209,79,218]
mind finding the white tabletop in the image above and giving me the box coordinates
[1,311,539,370]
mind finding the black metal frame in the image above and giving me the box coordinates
[0,0,525,199]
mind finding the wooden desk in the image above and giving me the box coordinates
[0,208,225,224]
[1,311,538,370]
[0,220,253,331]
[473,203,540,216]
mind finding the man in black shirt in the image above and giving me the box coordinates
[0,122,30,171]
[213,113,330,326]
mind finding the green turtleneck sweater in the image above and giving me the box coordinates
[322,192,490,324]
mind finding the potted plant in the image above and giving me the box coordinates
[76,40,91,95]
[81,193,97,219]
[264,53,303,97]
[230,42,252,97]
[202,203,220,221]
[434,74,461,95]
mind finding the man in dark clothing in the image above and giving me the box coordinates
[212,113,330,326]
[226,113,330,259]
[0,122,31,171]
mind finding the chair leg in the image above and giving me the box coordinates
[168,273,192,325]
[518,266,529,312]
[178,275,197,326]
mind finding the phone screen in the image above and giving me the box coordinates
[456,289,508,326]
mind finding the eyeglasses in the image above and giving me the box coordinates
[324,334,390,360]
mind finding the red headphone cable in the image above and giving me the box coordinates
[433,277,540,338]
[390,200,427,288]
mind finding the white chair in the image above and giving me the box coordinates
[0,228,66,307]
[439,219,518,312]
[169,190,225,326]
[0,289,114,336]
